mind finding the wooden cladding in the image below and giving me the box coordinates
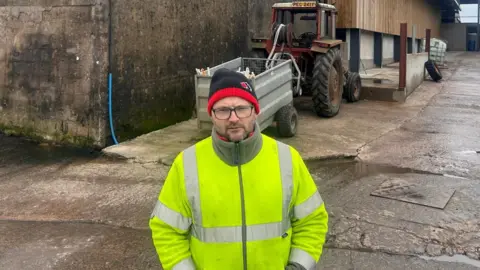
[333,0,441,38]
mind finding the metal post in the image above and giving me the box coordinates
[399,23,407,90]
[317,9,321,40]
[477,0,480,51]
[349,29,361,73]
[332,12,336,40]
[426,29,431,59]
[374,32,383,67]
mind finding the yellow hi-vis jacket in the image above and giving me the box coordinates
[149,130,328,270]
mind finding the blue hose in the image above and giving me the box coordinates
[107,0,118,145]
[108,72,119,145]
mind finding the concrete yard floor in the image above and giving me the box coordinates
[102,55,458,165]
[1,52,480,269]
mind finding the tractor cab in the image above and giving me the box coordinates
[270,0,338,49]
[251,0,342,57]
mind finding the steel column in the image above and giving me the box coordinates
[394,35,400,62]
[426,29,431,56]
[399,23,407,90]
[374,32,383,67]
[408,38,413,54]
[349,29,361,73]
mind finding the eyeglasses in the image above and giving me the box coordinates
[212,106,254,120]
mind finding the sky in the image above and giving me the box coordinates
[459,4,478,23]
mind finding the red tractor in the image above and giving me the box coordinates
[251,0,361,118]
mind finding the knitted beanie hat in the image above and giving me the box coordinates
[207,68,260,115]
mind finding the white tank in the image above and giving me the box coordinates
[420,38,447,65]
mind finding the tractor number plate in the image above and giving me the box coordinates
[292,1,316,7]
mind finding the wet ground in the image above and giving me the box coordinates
[1,135,479,269]
[1,52,480,269]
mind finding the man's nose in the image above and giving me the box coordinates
[228,111,240,121]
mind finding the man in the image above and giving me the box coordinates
[149,68,328,270]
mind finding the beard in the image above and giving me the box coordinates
[216,122,254,142]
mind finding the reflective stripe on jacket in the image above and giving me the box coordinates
[149,134,328,270]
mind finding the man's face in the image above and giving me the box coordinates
[210,96,257,142]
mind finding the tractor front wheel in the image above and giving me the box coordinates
[311,48,344,117]
[343,71,362,102]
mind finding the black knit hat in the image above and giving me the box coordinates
[207,68,260,115]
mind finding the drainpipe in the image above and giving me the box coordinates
[108,0,119,145]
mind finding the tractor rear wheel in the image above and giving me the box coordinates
[311,48,344,117]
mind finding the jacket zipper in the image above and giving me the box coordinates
[234,143,247,270]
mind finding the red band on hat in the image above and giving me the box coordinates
[207,87,260,116]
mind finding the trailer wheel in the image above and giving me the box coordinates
[275,104,298,138]
[343,71,362,102]
[425,60,442,82]
[312,48,344,117]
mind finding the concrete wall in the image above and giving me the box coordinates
[0,1,109,147]
[382,34,395,65]
[110,0,251,142]
[249,0,276,39]
[0,0,256,146]
[360,30,375,70]
[406,52,428,97]
[441,23,467,51]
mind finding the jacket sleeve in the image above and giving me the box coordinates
[288,148,329,270]
[149,153,196,270]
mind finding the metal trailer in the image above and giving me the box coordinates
[194,57,299,137]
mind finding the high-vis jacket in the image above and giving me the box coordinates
[149,126,328,270]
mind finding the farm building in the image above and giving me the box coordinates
[249,0,462,72]
[441,0,480,51]
[0,0,465,148]
[331,0,462,72]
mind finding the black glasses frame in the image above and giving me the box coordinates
[212,106,254,120]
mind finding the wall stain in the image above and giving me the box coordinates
[0,3,106,147]
[110,0,250,142]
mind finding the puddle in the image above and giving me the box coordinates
[306,158,447,192]
[419,254,480,268]
[307,159,441,180]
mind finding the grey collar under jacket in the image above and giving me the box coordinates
[211,122,263,166]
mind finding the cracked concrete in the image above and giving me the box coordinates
[319,171,480,260]
[318,248,480,270]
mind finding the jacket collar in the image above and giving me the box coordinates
[211,122,263,166]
